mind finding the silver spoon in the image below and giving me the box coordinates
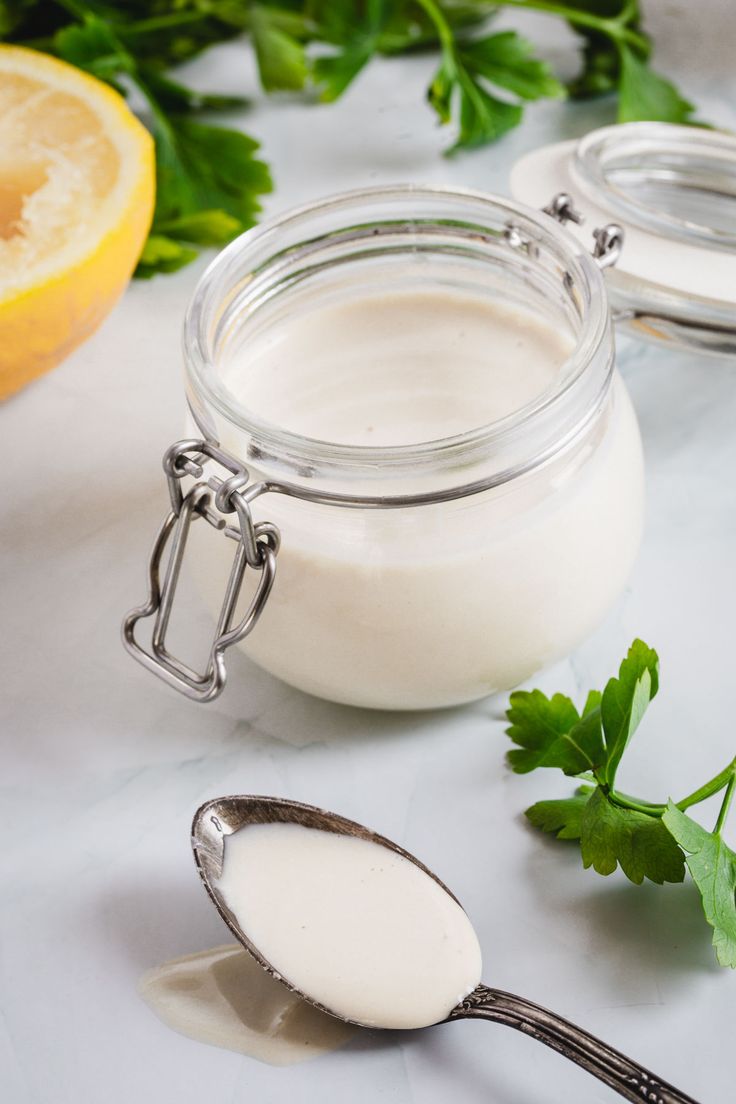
[191,795,700,1104]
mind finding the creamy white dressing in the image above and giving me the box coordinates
[139,944,356,1065]
[224,291,572,446]
[216,822,483,1030]
[190,286,644,708]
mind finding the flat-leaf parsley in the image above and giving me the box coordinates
[508,640,736,966]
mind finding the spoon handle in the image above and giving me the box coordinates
[448,984,700,1104]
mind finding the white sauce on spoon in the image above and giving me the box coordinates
[139,944,357,1065]
[216,822,483,1030]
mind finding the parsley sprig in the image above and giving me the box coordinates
[507,640,736,967]
[1,1,698,275]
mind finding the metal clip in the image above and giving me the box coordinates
[591,223,624,269]
[543,193,584,227]
[123,440,280,703]
[503,223,539,258]
[542,192,624,271]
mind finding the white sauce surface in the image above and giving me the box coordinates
[216,822,483,1030]
[223,290,572,446]
[139,944,356,1065]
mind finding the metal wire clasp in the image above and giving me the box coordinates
[122,439,280,703]
[542,191,624,269]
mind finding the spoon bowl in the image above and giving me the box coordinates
[192,794,700,1104]
[192,794,464,1024]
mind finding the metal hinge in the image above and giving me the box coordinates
[542,191,624,269]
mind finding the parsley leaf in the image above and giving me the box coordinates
[135,234,198,279]
[314,43,374,101]
[564,0,645,99]
[135,103,271,275]
[617,45,695,124]
[108,2,247,69]
[581,788,685,885]
[459,31,565,103]
[506,639,660,790]
[506,689,605,777]
[428,29,564,152]
[313,0,386,102]
[568,33,621,99]
[525,786,594,840]
[54,14,133,93]
[146,111,271,231]
[600,639,659,786]
[662,802,736,968]
[562,2,694,125]
[152,210,242,245]
[250,5,309,92]
[506,639,736,966]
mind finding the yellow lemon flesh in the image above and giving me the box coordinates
[0,46,155,399]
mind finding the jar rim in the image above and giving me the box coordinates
[573,122,736,253]
[183,184,613,501]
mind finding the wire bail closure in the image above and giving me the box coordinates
[122,439,280,703]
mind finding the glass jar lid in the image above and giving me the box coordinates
[510,122,736,356]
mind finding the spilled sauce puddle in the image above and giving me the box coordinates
[139,944,357,1066]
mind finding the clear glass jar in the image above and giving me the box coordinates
[127,186,644,710]
[510,123,736,355]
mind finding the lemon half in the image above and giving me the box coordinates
[0,45,155,399]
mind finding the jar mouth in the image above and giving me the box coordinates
[573,122,736,252]
[183,184,613,498]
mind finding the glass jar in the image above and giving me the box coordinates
[124,186,644,710]
[510,123,736,355]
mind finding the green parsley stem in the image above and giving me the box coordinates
[51,0,220,41]
[414,0,455,52]
[606,789,665,817]
[604,758,736,819]
[495,0,649,54]
[115,12,216,38]
[713,771,736,836]
[676,758,736,812]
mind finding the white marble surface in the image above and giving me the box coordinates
[3,7,735,1102]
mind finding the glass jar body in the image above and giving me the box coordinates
[182,186,644,710]
[187,376,642,709]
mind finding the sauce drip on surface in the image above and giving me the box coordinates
[139,943,357,1065]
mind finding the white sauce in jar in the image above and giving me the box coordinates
[216,822,483,1030]
[226,291,571,446]
[191,287,643,709]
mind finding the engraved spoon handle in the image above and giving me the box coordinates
[448,985,700,1104]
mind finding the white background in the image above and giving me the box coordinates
[3,4,735,1101]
